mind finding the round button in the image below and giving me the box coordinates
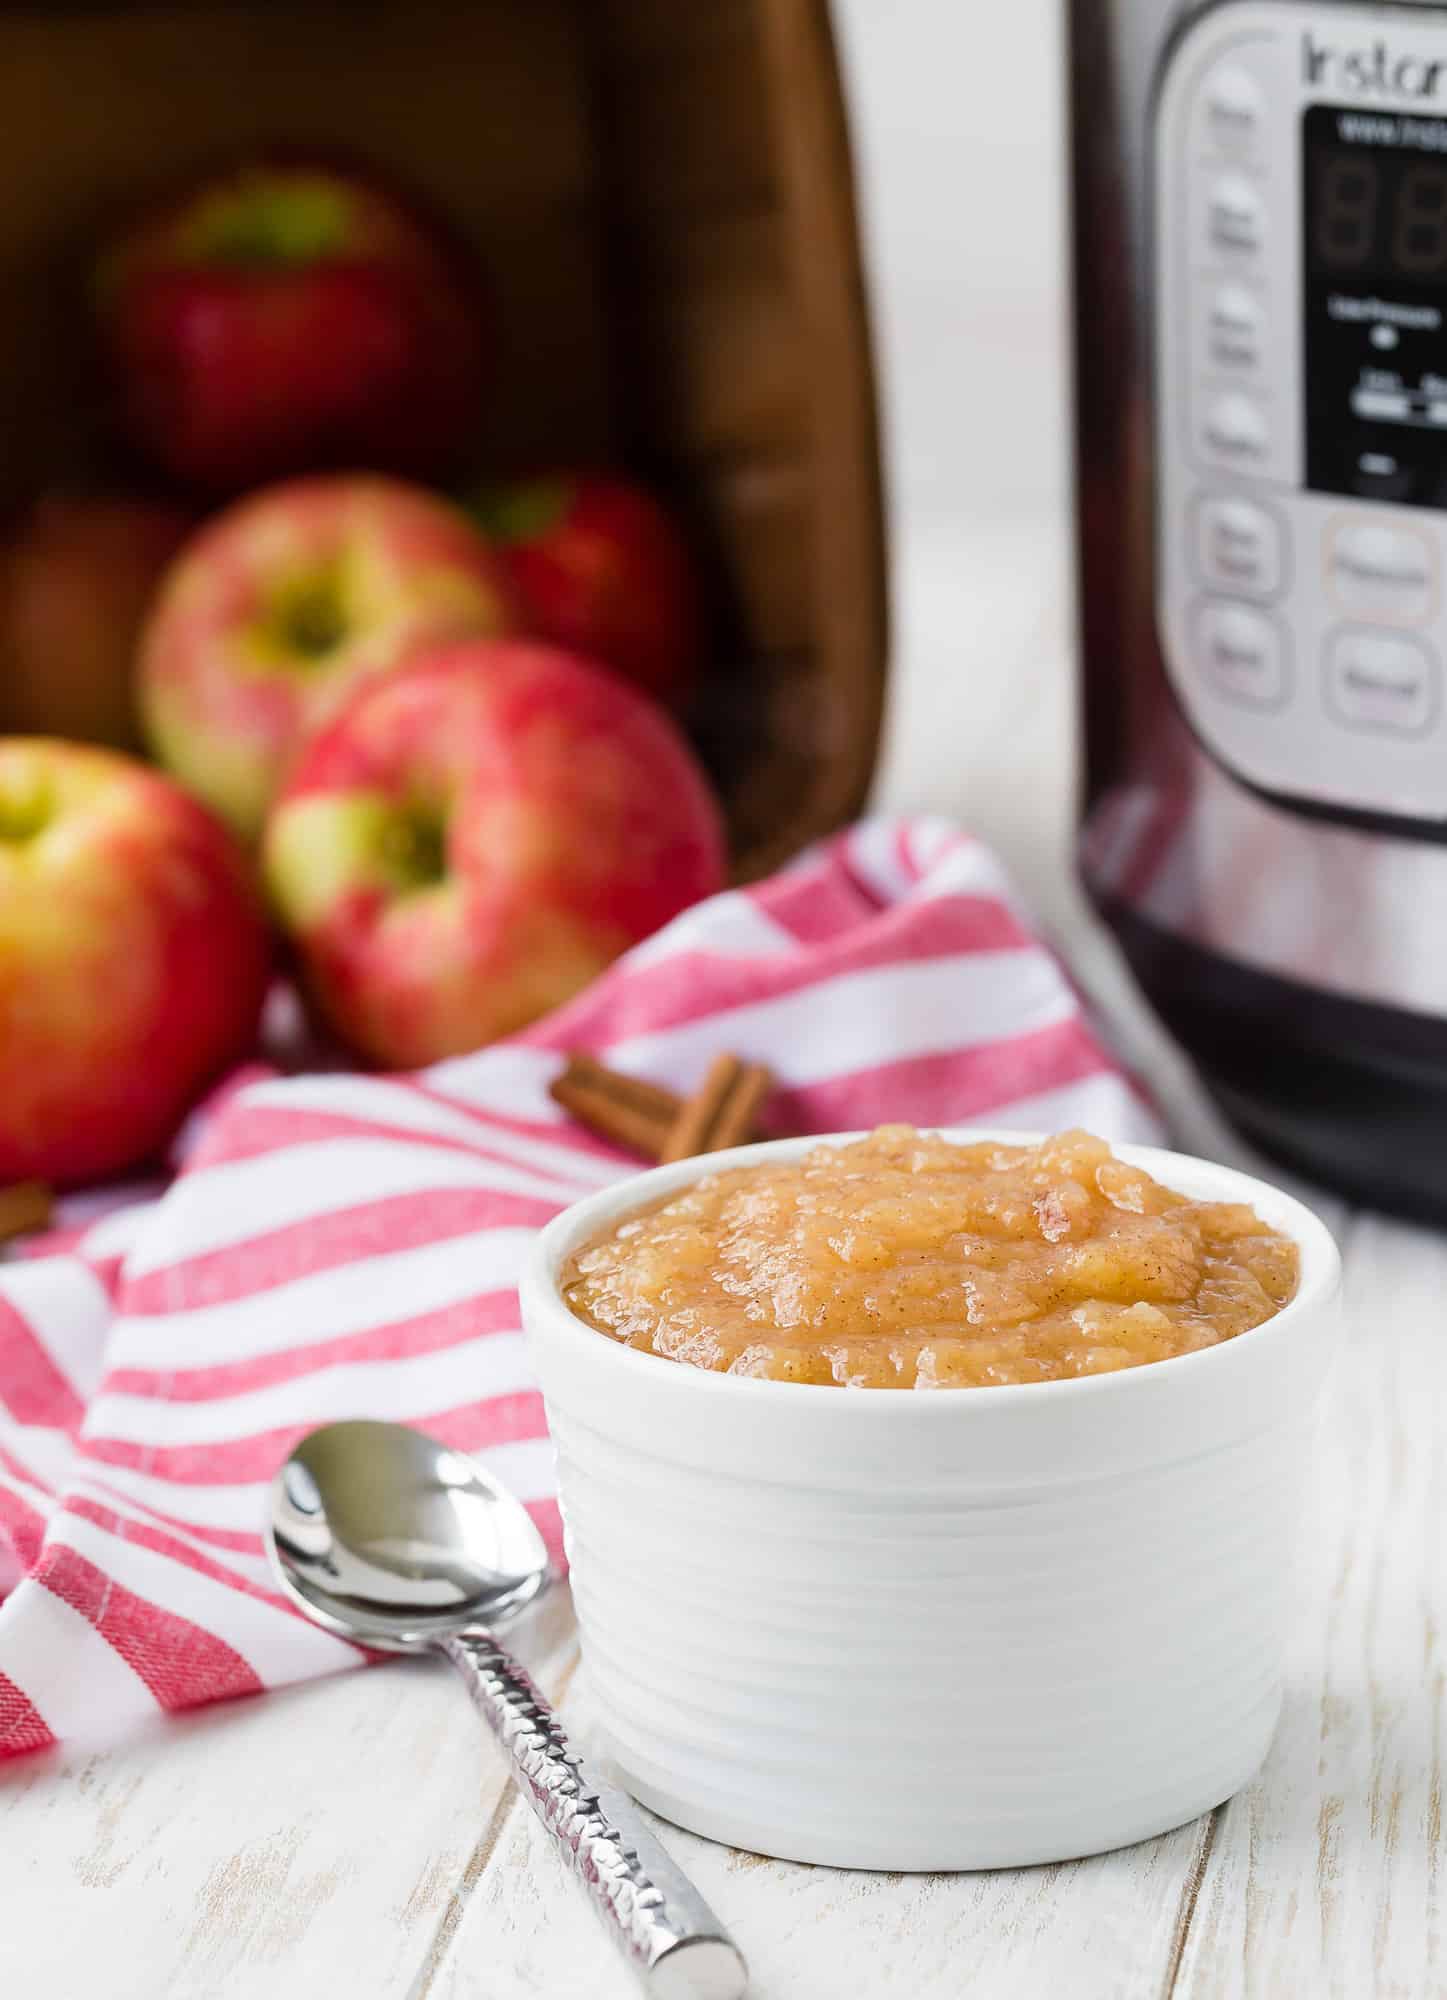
[1207,283,1264,370]
[1198,392,1270,466]
[1207,174,1266,257]
[1193,599,1289,708]
[1203,65,1264,151]
[1327,520,1437,624]
[1325,629,1438,736]
[1193,494,1285,598]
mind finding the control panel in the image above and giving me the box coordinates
[1155,1,1447,820]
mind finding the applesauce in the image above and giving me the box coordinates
[562,1127,1300,1388]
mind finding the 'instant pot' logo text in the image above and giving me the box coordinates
[1304,33,1447,98]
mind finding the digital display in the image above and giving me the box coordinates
[1303,104,1447,505]
[1307,119,1447,278]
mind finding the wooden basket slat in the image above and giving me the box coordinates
[620,213,804,464]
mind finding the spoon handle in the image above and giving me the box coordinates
[443,1631,748,1998]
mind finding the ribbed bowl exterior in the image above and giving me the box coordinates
[522,1133,1342,1871]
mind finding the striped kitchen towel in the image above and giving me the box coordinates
[0,816,1160,1758]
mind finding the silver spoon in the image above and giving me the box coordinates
[267,1418,747,1999]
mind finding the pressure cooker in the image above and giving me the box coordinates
[1074,0,1447,1216]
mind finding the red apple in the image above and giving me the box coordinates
[0,739,270,1187]
[467,474,704,704]
[264,640,727,1067]
[0,494,190,751]
[139,474,516,840]
[96,154,490,495]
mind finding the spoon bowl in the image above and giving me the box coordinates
[269,1418,548,1650]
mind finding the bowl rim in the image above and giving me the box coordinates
[522,1127,1342,1414]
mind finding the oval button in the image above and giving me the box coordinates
[1327,520,1436,624]
[1193,600,1289,708]
[1203,65,1264,151]
[1325,629,1438,735]
[1207,174,1266,257]
[1194,494,1285,598]
[1207,282,1264,370]
[1198,392,1270,466]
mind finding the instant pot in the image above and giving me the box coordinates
[1073,0,1447,1217]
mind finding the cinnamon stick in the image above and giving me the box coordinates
[660,1053,743,1163]
[550,1050,780,1162]
[711,1062,774,1152]
[550,1073,672,1158]
[554,1052,681,1126]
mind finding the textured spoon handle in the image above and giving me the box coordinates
[442,1631,747,1997]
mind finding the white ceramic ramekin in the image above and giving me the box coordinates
[520,1131,1342,1871]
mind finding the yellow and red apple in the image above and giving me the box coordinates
[139,474,516,840]
[96,154,490,495]
[264,640,727,1067]
[466,474,704,706]
[0,493,190,750]
[0,739,270,1187]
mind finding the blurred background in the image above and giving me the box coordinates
[840,0,1074,927]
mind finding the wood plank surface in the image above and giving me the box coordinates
[423,1666,1208,2000]
[1171,1211,1447,2000]
[0,1594,578,1999]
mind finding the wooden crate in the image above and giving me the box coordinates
[0,0,887,878]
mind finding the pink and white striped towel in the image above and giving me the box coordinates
[0,816,1160,1759]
